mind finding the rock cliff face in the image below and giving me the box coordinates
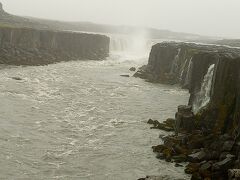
[138,42,240,179]
[134,42,240,134]
[0,26,110,65]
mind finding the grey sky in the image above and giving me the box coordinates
[1,0,240,38]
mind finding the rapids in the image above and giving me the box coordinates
[0,36,190,179]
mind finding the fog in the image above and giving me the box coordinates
[1,0,240,38]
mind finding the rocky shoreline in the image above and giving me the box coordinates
[136,42,240,180]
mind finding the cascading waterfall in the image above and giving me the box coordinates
[170,48,181,75]
[110,37,130,52]
[180,58,189,80]
[182,57,193,87]
[109,33,157,62]
[193,64,215,113]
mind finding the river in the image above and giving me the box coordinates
[0,36,190,179]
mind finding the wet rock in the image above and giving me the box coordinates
[148,119,174,131]
[147,119,160,127]
[222,141,235,151]
[175,105,195,133]
[156,153,164,160]
[199,161,212,177]
[11,77,22,81]
[175,163,183,167]
[178,105,193,114]
[164,118,175,127]
[129,67,136,71]
[212,157,235,171]
[172,154,187,163]
[228,169,240,180]
[152,145,165,153]
[152,122,174,131]
[185,163,200,174]
[188,151,206,163]
[147,119,156,125]
[138,176,166,180]
[191,172,202,180]
[120,74,130,77]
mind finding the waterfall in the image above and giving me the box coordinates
[109,34,156,62]
[182,58,193,87]
[193,64,215,113]
[110,37,130,52]
[170,48,181,75]
[180,58,188,81]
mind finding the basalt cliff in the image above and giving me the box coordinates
[0,26,109,65]
[136,42,240,180]
[0,3,110,66]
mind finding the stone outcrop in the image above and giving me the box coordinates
[137,42,240,180]
[0,26,110,65]
[134,42,240,114]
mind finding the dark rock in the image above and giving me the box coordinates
[156,153,164,160]
[200,161,212,171]
[172,154,187,163]
[137,176,166,180]
[175,106,195,133]
[175,163,183,167]
[222,141,235,151]
[152,145,165,153]
[178,105,193,114]
[188,151,206,163]
[212,157,235,171]
[191,172,202,180]
[129,67,136,71]
[11,77,22,81]
[0,26,110,66]
[147,119,155,124]
[185,163,200,174]
[120,74,130,77]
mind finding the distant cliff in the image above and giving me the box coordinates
[215,39,240,47]
[0,2,213,41]
[134,42,240,135]
[0,26,110,65]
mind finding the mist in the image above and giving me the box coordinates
[1,0,240,38]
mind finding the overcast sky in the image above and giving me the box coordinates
[1,0,240,38]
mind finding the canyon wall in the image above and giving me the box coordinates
[135,42,240,135]
[0,26,110,65]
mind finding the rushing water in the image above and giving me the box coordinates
[193,64,215,112]
[0,37,190,179]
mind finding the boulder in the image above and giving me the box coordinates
[212,157,235,171]
[129,67,136,71]
[222,141,235,152]
[175,105,195,133]
[11,77,22,81]
[188,151,207,163]
[120,74,130,77]
[185,163,200,174]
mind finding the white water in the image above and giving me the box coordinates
[182,58,193,87]
[0,35,190,179]
[170,48,181,75]
[180,58,188,81]
[193,64,215,112]
[109,32,162,65]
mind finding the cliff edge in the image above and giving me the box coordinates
[0,26,110,65]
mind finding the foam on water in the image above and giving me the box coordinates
[0,39,190,179]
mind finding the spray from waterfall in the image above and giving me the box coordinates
[108,30,157,63]
[193,64,215,113]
